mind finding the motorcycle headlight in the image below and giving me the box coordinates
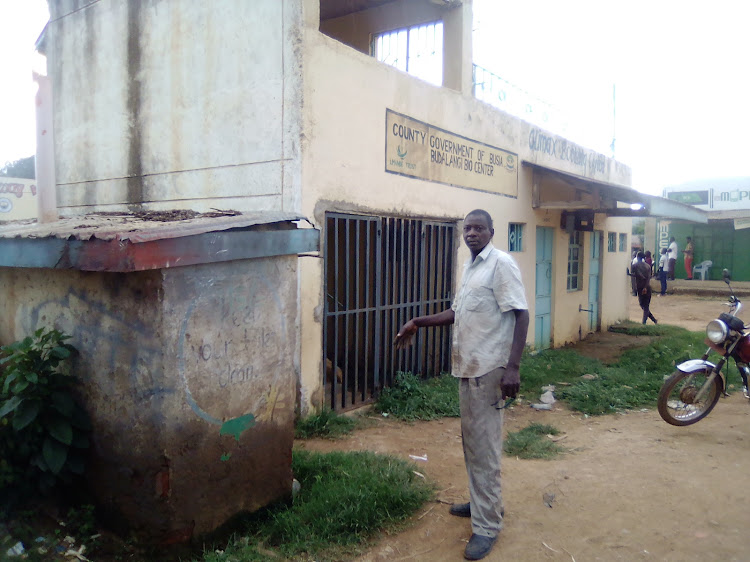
[706,319,728,344]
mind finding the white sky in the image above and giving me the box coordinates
[1,1,749,196]
[474,0,750,194]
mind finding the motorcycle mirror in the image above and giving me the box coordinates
[723,269,731,283]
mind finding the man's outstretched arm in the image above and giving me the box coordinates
[394,308,455,349]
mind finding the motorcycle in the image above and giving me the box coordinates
[657,269,750,426]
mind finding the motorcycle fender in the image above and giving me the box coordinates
[676,359,717,373]
[676,359,726,393]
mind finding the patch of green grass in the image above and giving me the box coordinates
[520,347,604,395]
[374,372,459,421]
[556,327,733,415]
[504,423,564,459]
[199,449,434,561]
[295,409,357,439]
[608,321,688,337]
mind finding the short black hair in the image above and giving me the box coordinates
[637,251,645,259]
[465,209,493,229]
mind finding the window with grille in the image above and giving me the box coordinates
[371,22,443,86]
[619,233,627,252]
[607,232,616,252]
[567,231,583,291]
[508,223,524,252]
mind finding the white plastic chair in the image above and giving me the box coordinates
[693,260,712,281]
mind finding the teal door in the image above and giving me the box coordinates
[535,227,553,349]
[587,231,602,332]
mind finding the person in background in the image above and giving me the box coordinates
[630,251,638,296]
[683,237,694,280]
[667,237,678,280]
[644,250,653,274]
[657,248,668,296]
[633,251,657,324]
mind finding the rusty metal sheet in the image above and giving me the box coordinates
[0,211,306,242]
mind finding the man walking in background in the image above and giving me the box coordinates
[667,237,678,280]
[633,251,657,324]
[394,209,529,560]
[683,236,694,280]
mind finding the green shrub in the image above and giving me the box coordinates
[0,328,90,502]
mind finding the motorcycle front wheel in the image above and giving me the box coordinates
[657,369,722,426]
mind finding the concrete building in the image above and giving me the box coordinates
[0,0,705,540]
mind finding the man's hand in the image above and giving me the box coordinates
[500,366,520,399]
[394,320,418,349]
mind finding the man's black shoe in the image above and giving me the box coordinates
[464,534,497,560]
[449,502,471,517]
[449,503,504,518]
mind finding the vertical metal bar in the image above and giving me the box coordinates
[416,221,427,372]
[374,217,382,396]
[354,219,361,403]
[322,215,329,404]
[441,226,449,373]
[364,219,372,402]
[407,220,416,374]
[399,218,406,374]
[419,223,429,376]
[343,218,351,408]
[392,218,399,377]
[333,217,340,410]
[435,225,442,376]
[429,224,438,376]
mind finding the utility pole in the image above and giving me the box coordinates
[610,83,616,159]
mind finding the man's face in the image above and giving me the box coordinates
[463,213,493,253]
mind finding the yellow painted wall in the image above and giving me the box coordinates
[298,6,633,413]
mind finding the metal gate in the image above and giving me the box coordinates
[323,213,455,411]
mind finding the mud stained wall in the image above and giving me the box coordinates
[0,256,297,540]
[46,0,303,214]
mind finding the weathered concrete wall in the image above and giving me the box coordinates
[0,256,297,540]
[46,0,303,215]
[297,9,634,412]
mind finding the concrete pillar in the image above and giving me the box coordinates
[442,0,473,95]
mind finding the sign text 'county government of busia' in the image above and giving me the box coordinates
[385,109,518,197]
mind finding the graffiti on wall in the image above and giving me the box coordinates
[26,289,172,411]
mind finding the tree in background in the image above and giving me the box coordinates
[0,156,35,179]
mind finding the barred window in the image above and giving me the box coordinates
[607,232,616,252]
[567,231,583,291]
[508,223,524,252]
[619,233,627,252]
[371,22,443,86]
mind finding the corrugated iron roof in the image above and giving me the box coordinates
[0,211,307,243]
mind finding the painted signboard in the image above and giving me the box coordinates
[385,109,518,197]
[0,177,37,221]
[664,183,750,211]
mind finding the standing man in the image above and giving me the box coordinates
[657,247,669,296]
[683,236,694,280]
[667,236,678,280]
[633,251,657,324]
[394,209,529,561]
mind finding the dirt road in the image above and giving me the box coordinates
[297,294,750,561]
